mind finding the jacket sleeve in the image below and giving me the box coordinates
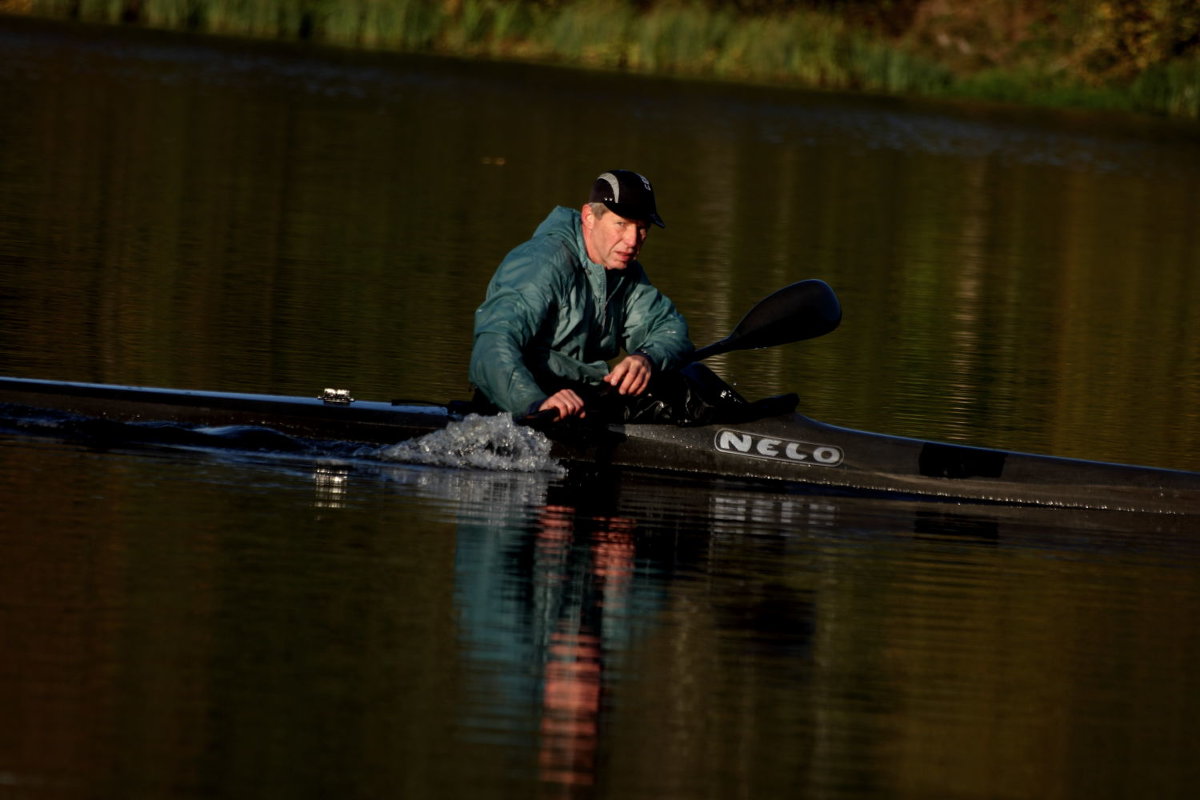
[621,277,694,372]
[469,248,557,414]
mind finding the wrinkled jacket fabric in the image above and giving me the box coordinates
[470,206,693,414]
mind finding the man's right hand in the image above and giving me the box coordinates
[538,389,587,420]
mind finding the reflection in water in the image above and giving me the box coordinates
[451,473,830,793]
[454,475,647,791]
[535,509,634,788]
[312,462,350,508]
[440,465,1200,795]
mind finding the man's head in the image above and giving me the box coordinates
[582,170,663,271]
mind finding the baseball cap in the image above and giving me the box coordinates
[589,170,665,228]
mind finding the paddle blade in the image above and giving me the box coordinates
[693,279,841,360]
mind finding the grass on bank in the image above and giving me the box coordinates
[6,0,1200,119]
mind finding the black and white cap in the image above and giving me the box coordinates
[588,170,665,228]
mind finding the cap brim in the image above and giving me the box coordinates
[605,201,666,228]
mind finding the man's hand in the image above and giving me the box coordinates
[603,354,652,396]
[538,388,587,420]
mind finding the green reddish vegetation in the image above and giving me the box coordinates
[4,0,1199,118]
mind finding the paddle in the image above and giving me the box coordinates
[691,278,841,361]
[519,278,841,425]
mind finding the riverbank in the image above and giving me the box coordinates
[4,0,1199,119]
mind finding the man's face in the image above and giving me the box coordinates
[582,205,650,270]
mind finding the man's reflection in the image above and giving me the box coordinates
[535,508,636,787]
[453,474,836,793]
[455,477,655,792]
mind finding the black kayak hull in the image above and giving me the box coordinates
[1,375,1197,515]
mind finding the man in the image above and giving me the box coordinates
[469,170,694,421]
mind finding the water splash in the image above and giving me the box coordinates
[367,414,564,475]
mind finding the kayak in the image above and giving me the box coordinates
[2,374,1198,515]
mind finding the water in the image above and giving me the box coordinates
[2,14,1199,799]
[373,414,565,473]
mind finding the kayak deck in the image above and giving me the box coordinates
[1,375,1198,515]
[0,376,451,444]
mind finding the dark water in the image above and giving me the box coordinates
[2,15,1199,799]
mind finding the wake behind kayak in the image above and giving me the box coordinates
[0,401,563,475]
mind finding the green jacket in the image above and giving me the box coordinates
[470,206,693,414]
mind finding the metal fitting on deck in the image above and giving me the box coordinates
[319,388,355,405]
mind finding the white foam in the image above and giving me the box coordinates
[367,414,564,475]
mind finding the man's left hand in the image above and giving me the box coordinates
[603,354,652,396]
